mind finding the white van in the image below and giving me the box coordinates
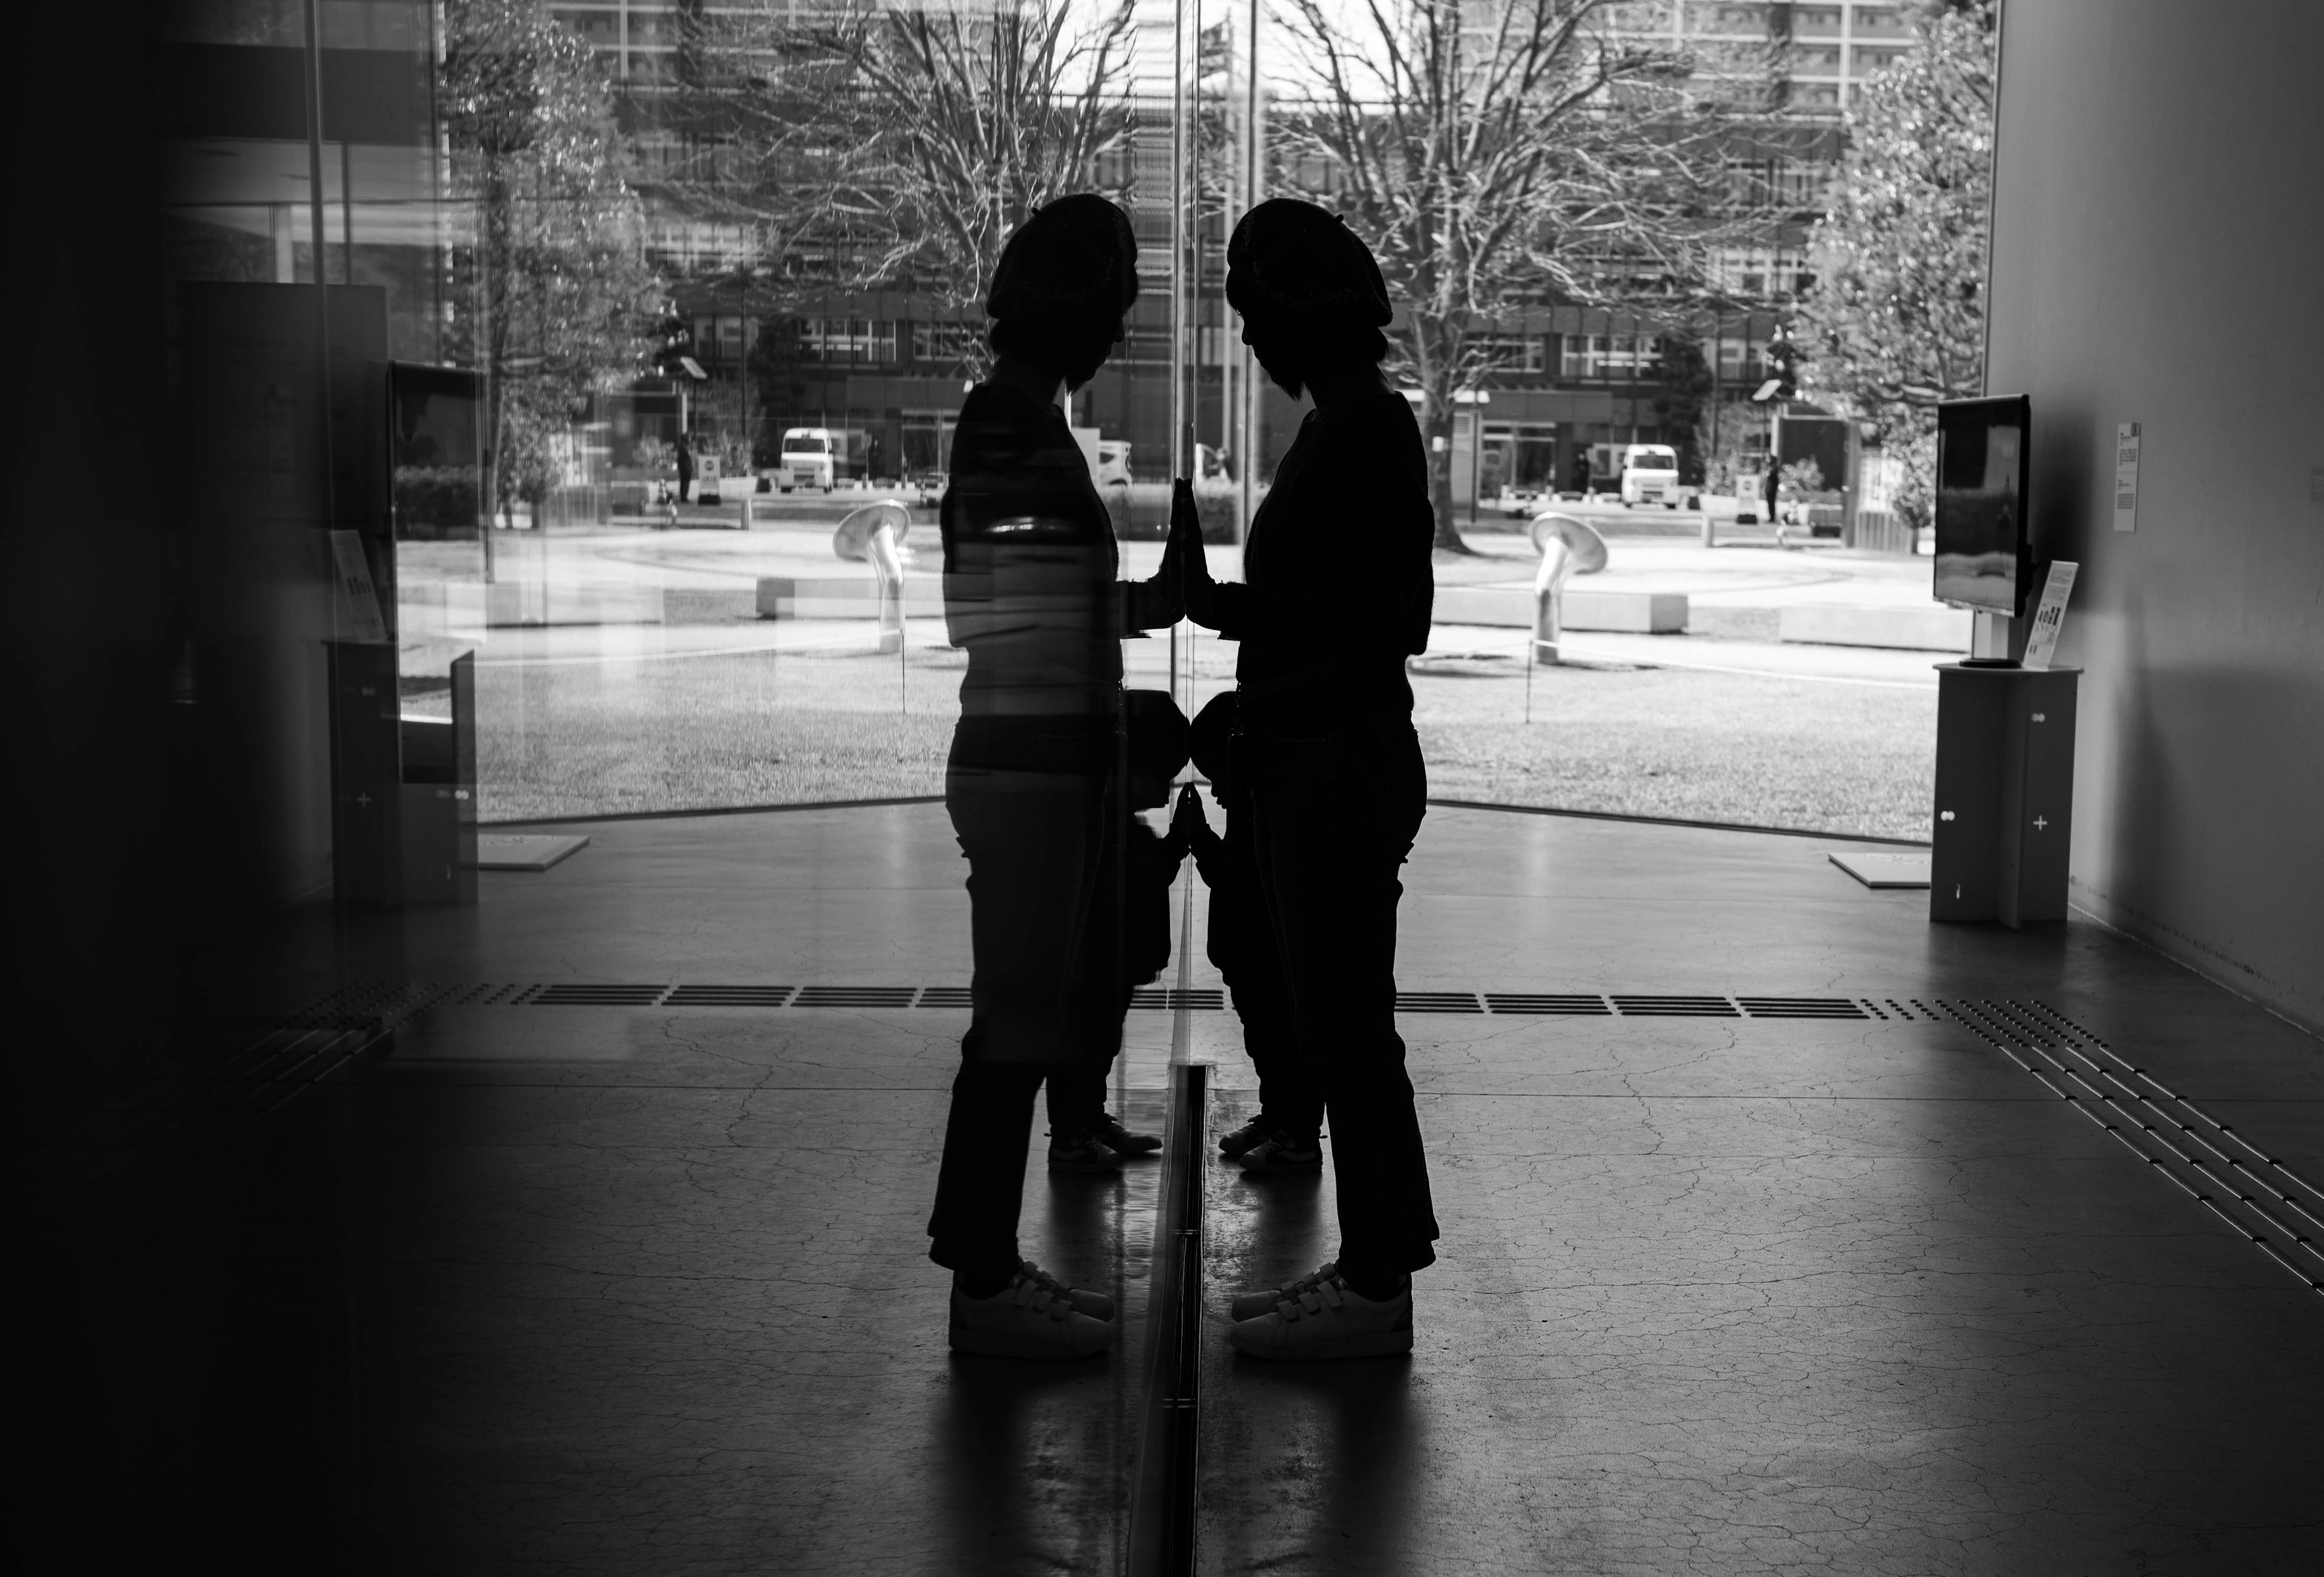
[779,427,870,493]
[1618,444,1682,508]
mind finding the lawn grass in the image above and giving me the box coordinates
[1409,657,1934,841]
[467,639,1933,841]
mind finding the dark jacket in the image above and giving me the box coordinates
[1208,386,1433,724]
[941,383,1175,727]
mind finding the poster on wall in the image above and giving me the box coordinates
[2113,422,2141,532]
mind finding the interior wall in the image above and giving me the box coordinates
[1985,0,2324,1031]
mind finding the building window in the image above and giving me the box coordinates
[911,321,982,366]
[1472,334,1546,375]
[1684,1,1781,38]
[802,318,899,365]
[1560,334,1661,379]
[551,9,620,46]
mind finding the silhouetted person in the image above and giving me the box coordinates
[927,195,1184,1360]
[1762,460,1781,525]
[1178,198,1439,1361]
[675,432,695,503]
[1178,693,1304,1169]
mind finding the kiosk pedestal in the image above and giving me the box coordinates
[1930,664,2078,928]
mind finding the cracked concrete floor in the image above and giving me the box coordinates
[332,803,2323,1574]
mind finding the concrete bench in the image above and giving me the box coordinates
[1431,584,1688,634]
[757,575,944,620]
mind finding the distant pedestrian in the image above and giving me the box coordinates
[1179,198,1439,1361]
[675,432,695,503]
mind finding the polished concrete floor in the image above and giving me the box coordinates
[313,801,2323,1574]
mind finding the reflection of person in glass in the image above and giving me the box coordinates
[1178,198,1440,1360]
[927,195,1184,1360]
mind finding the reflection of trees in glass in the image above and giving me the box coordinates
[1697,399,1769,497]
[1650,336,1713,485]
[681,0,1134,379]
[1796,1,1995,531]
[746,317,810,461]
[443,0,658,521]
[1269,0,1743,551]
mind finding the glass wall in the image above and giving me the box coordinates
[157,0,1963,851]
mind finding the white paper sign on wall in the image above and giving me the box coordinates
[2113,422,2141,532]
[2020,560,2078,671]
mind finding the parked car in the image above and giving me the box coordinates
[778,427,872,493]
[1616,444,1682,508]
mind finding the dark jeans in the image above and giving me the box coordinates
[1202,808,1304,1129]
[927,1060,1108,1278]
[927,727,1126,1277]
[1244,716,1439,1280]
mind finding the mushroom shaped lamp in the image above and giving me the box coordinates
[834,499,913,655]
[1528,513,1609,666]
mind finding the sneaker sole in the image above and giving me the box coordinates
[1226,1325,1414,1362]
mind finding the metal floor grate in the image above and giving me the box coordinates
[1395,991,1485,1014]
[1735,997,1870,1019]
[665,985,796,1007]
[1131,987,1227,1011]
[530,984,669,1006]
[793,985,916,1008]
[1611,995,1741,1017]
[369,985,1907,1018]
[1483,994,1613,1015]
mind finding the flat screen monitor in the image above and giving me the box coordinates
[1934,395,2031,617]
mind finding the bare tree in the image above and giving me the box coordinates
[443,0,658,522]
[1270,0,1745,550]
[1795,1,1995,533]
[682,0,1137,378]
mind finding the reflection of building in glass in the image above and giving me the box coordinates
[542,0,1899,505]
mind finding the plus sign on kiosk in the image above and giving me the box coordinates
[1927,396,2081,927]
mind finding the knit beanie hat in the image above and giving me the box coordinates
[985,194,1141,326]
[1226,199,1392,327]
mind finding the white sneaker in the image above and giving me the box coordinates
[1015,1259,1114,1321]
[1227,1268,1412,1362]
[949,1263,1118,1360]
[1229,1261,1341,1322]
